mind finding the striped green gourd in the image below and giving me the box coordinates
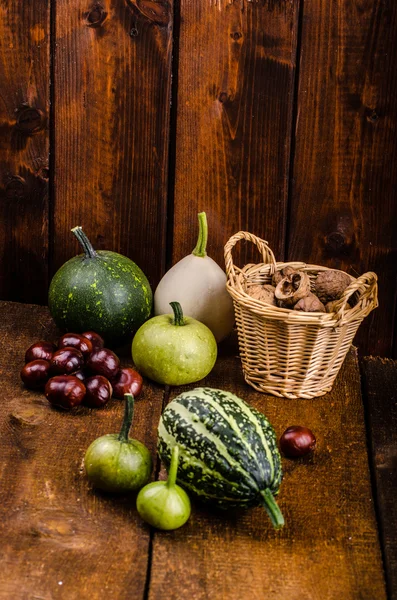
[158,387,284,529]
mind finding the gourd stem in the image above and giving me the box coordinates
[71,226,97,259]
[261,489,284,529]
[170,302,185,326]
[192,212,208,257]
[166,446,180,488]
[118,394,135,443]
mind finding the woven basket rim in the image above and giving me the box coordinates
[224,232,378,328]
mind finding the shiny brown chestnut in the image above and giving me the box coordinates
[58,333,93,359]
[86,348,120,379]
[112,368,143,399]
[73,369,88,382]
[25,341,57,363]
[20,359,50,389]
[84,375,113,408]
[50,347,84,375]
[82,331,105,351]
[45,376,86,410]
[279,426,316,458]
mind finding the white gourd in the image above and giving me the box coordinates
[154,213,235,342]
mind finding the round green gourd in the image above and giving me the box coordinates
[136,446,191,530]
[48,227,152,347]
[157,387,284,529]
[84,393,152,493]
[132,302,217,386]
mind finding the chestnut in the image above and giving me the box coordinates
[86,348,120,379]
[84,375,113,408]
[25,341,57,363]
[112,368,143,399]
[50,347,84,375]
[45,376,86,410]
[82,331,105,351]
[73,369,88,382]
[279,426,316,458]
[58,333,93,359]
[20,360,50,389]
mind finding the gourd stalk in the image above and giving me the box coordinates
[261,488,284,529]
[170,302,185,327]
[167,446,180,489]
[192,212,208,258]
[118,394,135,443]
[71,226,97,259]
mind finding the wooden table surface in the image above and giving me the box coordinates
[0,301,393,600]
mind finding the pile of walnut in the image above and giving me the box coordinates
[246,267,352,313]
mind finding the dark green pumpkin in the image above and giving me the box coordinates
[48,227,152,347]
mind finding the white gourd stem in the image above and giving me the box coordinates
[192,212,208,257]
[166,446,180,488]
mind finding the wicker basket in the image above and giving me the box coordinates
[224,231,378,399]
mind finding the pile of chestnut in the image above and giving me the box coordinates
[20,331,142,410]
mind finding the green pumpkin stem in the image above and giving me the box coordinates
[71,226,97,259]
[170,302,185,326]
[166,445,180,489]
[261,488,284,529]
[118,394,135,443]
[192,212,208,257]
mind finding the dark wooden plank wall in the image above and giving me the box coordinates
[170,0,298,267]
[53,0,173,288]
[0,1,50,305]
[0,0,396,357]
[289,0,397,358]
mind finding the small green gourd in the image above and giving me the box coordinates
[84,393,152,492]
[136,446,191,530]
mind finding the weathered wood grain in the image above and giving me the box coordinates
[148,343,386,600]
[0,2,50,303]
[288,0,397,356]
[170,0,298,270]
[361,356,397,600]
[52,0,173,288]
[0,301,164,600]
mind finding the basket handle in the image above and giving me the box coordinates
[334,271,378,325]
[224,231,277,283]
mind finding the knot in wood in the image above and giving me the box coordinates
[5,177,26,201]
[366,109,379,124]
[128,0,172,27]
[325,231,347,254]
[15,107,45,135]
[85,3,107,27]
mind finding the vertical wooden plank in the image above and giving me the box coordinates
[361,357,397,600]
[288,0,397,356]
[53,0,173,288]
[171,0,299,269]
[0,2,50,304]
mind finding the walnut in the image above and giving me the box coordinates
[272,266,297,287]
[314,270,351,304]
[275,270,311,308]
[246,284,276,305]
[294,293,326,313]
